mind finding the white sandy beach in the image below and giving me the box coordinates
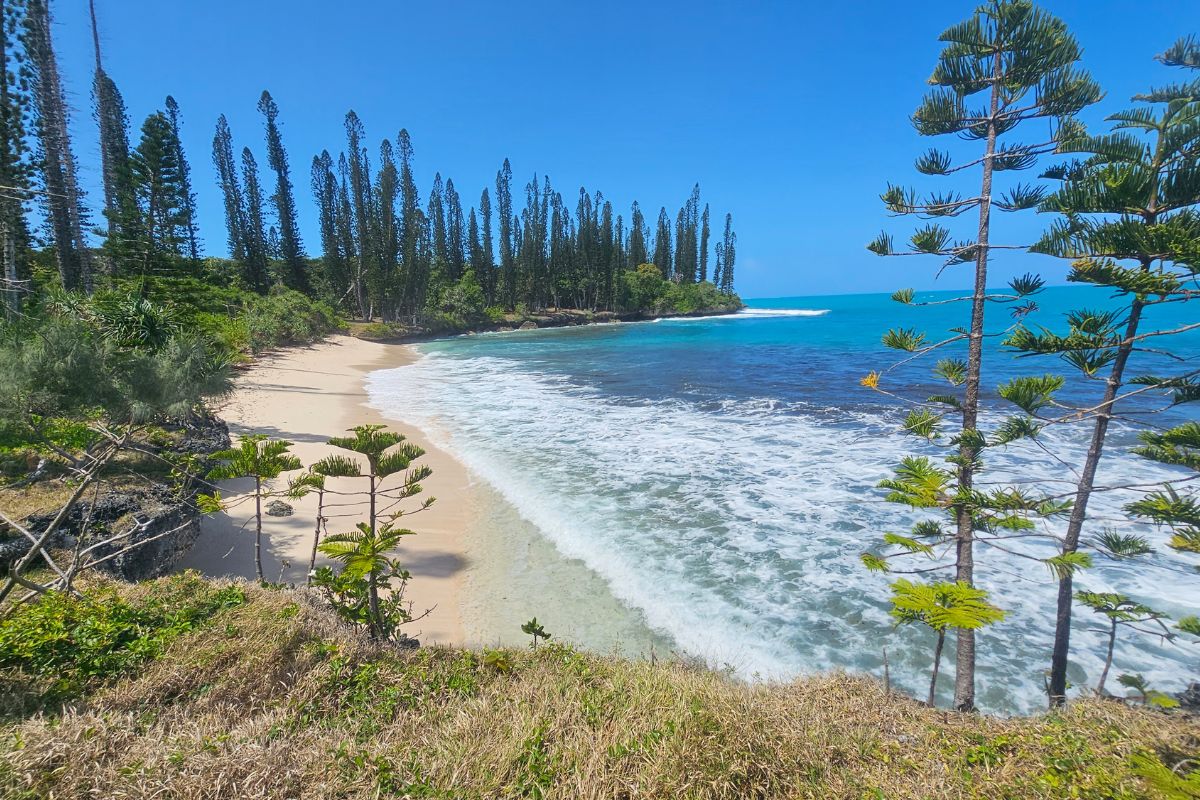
[177,334,474,645]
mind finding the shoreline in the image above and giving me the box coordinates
[177,334,474,646]
[349,304,743,345]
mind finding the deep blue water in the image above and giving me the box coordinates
[366,286,1198,713]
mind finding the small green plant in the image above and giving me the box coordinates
[1116,673,1180,709]
[0,575,245,707]
[521,617,551,650]
[1074,592,1172,696]
[889,579,1004,707]
[201,435,302,581]
[314,521,420,642]
[483,648,514,673]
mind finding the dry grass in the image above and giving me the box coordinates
[1,577,1197,799]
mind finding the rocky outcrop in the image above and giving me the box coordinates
[4,415,230,581]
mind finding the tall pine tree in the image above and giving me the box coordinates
[212,114,246,266]
[25,0,91,291]
[863,0,1099,711]
[240,146,271,293]
[164,96,199,263]
[258,91,308,292]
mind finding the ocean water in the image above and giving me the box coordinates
[365,286,1199,714]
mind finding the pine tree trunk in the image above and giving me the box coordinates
[1047,300,1143,705]
[368,568,381,639]
[368,473,376,534]
[952,47,1002,714]
[1048,130,1164,708]
[254,477,264,582]
[307,488,324,585]
[929,630,946,707]
[2,220,18,317]
[1097,620,1117,696]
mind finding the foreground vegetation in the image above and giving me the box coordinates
[1,574,1197,800]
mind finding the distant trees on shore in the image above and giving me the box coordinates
[0,0,740,323]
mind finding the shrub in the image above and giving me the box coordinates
[0,574,246,706]
[239,290,343,353]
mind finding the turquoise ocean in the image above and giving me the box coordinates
[365,286,1199,713]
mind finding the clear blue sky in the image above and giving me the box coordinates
[53,1,1195,298]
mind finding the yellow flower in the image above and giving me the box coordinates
[860,371,881,390]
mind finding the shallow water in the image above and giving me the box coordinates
[365,287,1199,713]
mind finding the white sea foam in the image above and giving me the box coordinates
[737,308,831,317]
[366,352,1198,713]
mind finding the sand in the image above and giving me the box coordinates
[178,334,472,645]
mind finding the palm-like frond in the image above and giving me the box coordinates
[889,579,1005,633]
[312,454,362,478]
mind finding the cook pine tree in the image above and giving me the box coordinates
[863,0,1100,711]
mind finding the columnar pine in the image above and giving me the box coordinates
[164,96,199,263]
[212,115,247,267]
[89,0,137,268]
[311,150,348,297]
[240,147,272,293]
[258,91,308,293]
[479,187,494,302]
[25,0,91,291]
[496,158,514,306]
[396,129,421,316]
[1004,36,1199,706]
[717,212,736,293]
[344,111,372,317]
[444,177,465,283]
[628,201,648,268]
[653,207,672,278]
[699,203,711,283]
[130,111,188,271]
[0,0,31,315]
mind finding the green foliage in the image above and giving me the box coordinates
[1117,673,1180,708]
[889,579,1005,633]
[997,374,1064,414]
[0,574,245,706]
[314,521,417,642]
[1043,551,1093,580]
[521,617,552,650]
[0,299,231,452]
[902,409,942,440]
[236,289,342,353]
[877,457,951,508]
[881,327,926,352]
[206,434,302,483]
[429,269,488,328]
[618,264,741,315]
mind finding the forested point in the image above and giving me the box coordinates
[1,0,741,343]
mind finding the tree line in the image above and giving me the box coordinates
[863,0,1199,712]
[0,0,739,321]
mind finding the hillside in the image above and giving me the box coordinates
[2,574,1197,799]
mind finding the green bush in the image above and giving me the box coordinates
[0,574,246,705]
[239,289,343,353]
[428,271,488,329]
[618,264,741,315]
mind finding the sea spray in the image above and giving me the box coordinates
[365,289,1199,713]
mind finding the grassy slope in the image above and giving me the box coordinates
[1,576,1197,799]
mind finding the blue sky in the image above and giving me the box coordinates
[54,1,1196,298]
